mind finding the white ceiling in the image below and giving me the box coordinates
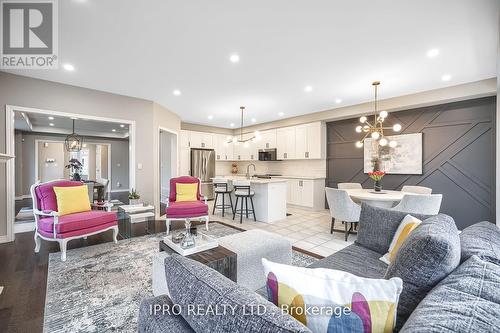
[14,111,129,139]
[6,0,499,128]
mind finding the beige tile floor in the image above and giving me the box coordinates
[208,201,356,257]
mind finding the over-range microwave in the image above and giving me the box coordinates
[258,148,279,161]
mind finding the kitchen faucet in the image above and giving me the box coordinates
[246,163,256,179]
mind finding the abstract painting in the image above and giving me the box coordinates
[364,133,423,174]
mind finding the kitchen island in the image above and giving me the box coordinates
[212,177,287,223]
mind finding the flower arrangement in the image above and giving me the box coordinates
[65,158,83,181]
[128,189,141,205]
[368,170,385,181]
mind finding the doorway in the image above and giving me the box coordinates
[159,128,178,215]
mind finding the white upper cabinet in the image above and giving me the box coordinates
[180,130,191,148]
[257,129,277,150]
[276,126,296,160]
[295,122,323,159]
[215,134,233,161]
[185,131,214,149]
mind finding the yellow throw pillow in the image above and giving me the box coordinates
[176,183,198,202]
[53,185,91,216]
[380,214,422,264]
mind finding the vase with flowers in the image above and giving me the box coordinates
[368,170,385,192]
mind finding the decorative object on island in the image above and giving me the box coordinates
[64,118,84,152]
[128,188,141,205]
[231,163,238,174]
[226,106,262,147]
[181,219,196,249]
[368,170,385,192]
[355,81,402,148]
[65,158,83,181]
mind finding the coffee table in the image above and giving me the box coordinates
[159,240,237,282]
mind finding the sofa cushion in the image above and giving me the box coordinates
[138,295,195,333]
[165,254,312,333]
[385,214,461,330]
[355,203,430,255]
[39,210,117,234]
[400,255,500,333]
[308,244,387,278]
[460,221,500,262]
[166,201,208,218]
[35,180,83,212]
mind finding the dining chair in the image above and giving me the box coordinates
[401,185,432,195]
[337,183,362,190]
[391,194,443,215]
[325,187,361,241]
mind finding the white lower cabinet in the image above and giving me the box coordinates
[179,148,191,176]
[280,177,325,211]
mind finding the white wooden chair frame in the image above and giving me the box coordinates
[164,196,209,235]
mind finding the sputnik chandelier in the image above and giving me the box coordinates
[227,106,261,147]
[355,81,402,148]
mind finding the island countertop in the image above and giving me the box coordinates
[211,176,287,184]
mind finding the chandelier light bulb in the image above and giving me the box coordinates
[355,126,362,133]
[355,141,364,148]
[363,125,370,132]
[389,140,398,148]
[393,124,402,132]
[379,138,388,146]
[371,131,380,139]
[359,116,367,123]
[379,111,388,118]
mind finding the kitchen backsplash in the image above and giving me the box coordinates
[215,160,326,178]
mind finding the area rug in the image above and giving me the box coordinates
[44,222,319,333]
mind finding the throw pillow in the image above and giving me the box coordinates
[53,185,91,216]
[380,215,422,265]
[175,183,198,202]
[459,221,500,262]
[384,214,460,330]
[262,258,403,333]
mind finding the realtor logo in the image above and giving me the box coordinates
[1,0,58,69]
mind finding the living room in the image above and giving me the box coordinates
[0,1,499,333]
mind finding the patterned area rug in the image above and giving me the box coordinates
[44,222,319,333]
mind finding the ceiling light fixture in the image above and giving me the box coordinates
[426,48,440,58]
[278,112,284,117]
[48,116,54,120]
[304,85,313,92]
[63,63,75,71]
[65,119,83,152]
[229,54,240,63]
[251,118,256,123]
[208,115,213,120]
[49,123,54,126]
[173,89,181,96]
[112,129,116,132]
[354,81,401,148]
[441,74,452,81]
[227,106,261,144]
[230,123,235,127]
[335,99,342,104]
[120,124,125,128]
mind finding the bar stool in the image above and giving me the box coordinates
[212,178,233,217]
[232,180,256,223]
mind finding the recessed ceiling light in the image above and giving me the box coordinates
[304,86,313,92]
[120,124,125,128]
[63,63,75,71]
[49,123,54,126]
[426,48,440,58]
[251,118,256,123]
[48,116,54,120]
[441,74,452,81]
[173,89,181,96]
[278,112,285,117]
[208,115,213,120]
[112,129,116,132]
[230,123,235,127]
[229,54,240,63]
[335,99,342,104]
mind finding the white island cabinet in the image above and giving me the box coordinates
[213,177,287,223]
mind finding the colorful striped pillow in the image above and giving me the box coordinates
[380,214,422,265]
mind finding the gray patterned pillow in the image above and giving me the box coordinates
[384,214,461,330]
[164,254,312,333]
[459,221,500,262]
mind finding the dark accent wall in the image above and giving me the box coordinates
[326,97,496,229]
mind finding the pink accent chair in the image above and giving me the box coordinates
[31,180,119,261]
[165,176,209,235]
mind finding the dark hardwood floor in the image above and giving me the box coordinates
[0,219,195,333]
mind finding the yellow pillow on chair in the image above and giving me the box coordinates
[53,185,91,216]
[176,183,198,202]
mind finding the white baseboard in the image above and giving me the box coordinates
[14,222,36,234]
[15,194,31,201]
[0,235,10,244]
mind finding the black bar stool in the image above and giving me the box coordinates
[212,178,233,217]
[232,180,256,223]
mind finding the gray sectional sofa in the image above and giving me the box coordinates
[138,204,500,332]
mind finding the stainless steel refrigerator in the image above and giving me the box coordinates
[190,148,215,200]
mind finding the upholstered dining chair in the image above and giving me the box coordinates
[391,194,443,215]
[337,183,362,190]
[164,176,209,235]
[401,185,432,195]
[325,187,361,241]
[31,180,119,261]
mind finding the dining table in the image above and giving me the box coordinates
[344,188,407,208]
